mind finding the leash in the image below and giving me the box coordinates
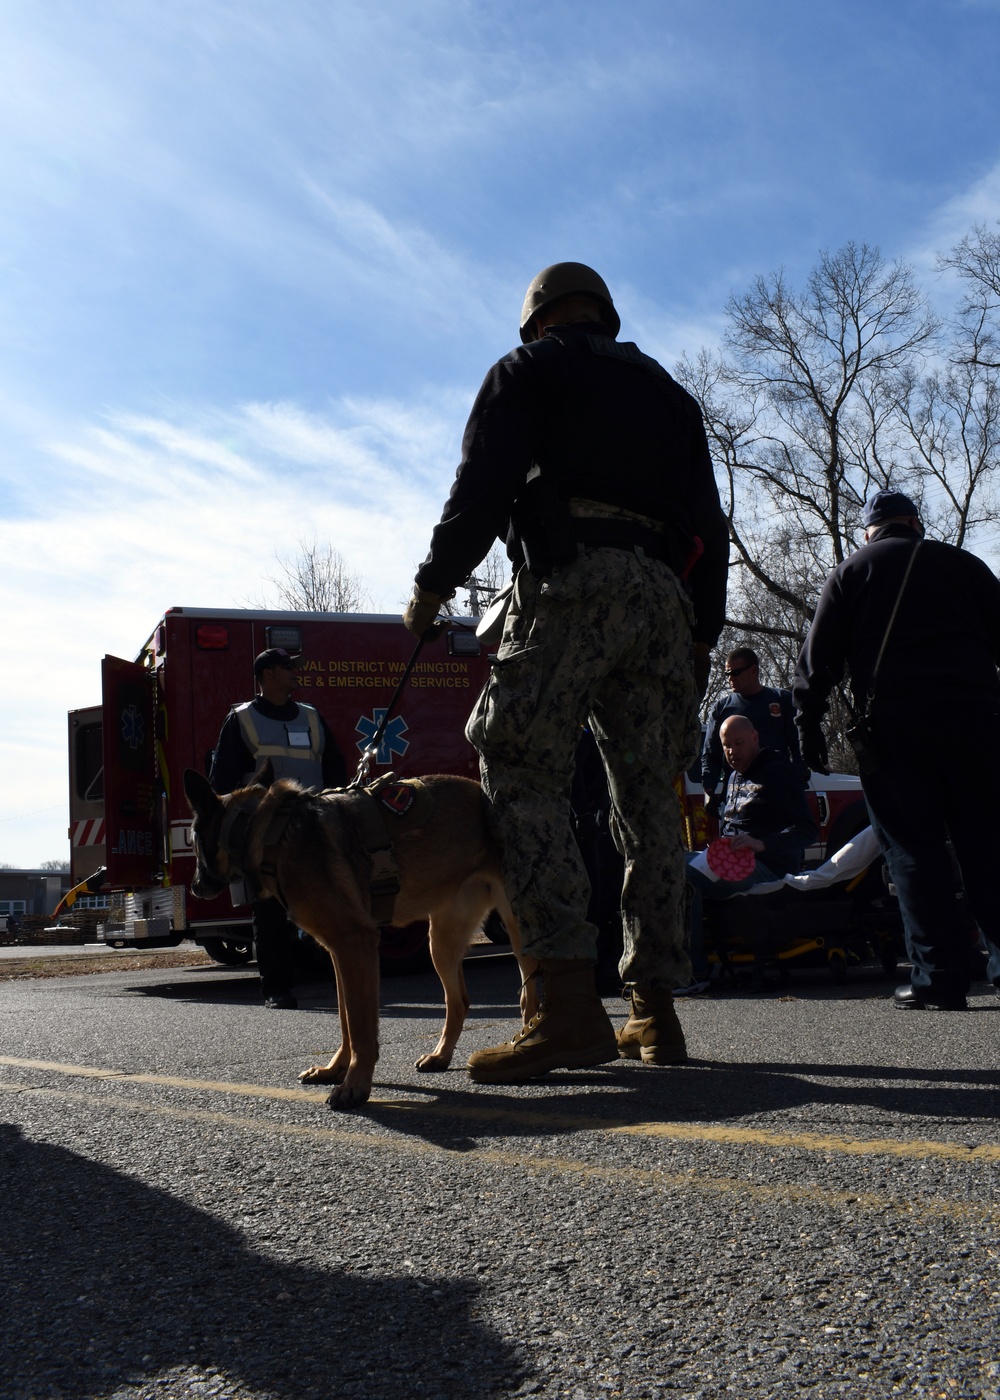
[348,635,428,790]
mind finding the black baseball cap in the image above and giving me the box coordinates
[862,489,920,527]
[253,647,301,679]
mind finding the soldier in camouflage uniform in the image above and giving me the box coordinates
[404,262,728,1083]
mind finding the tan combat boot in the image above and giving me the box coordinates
[467,958,619,1084]
[617,985,688,1065]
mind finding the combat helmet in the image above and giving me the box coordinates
[519,262,620,343]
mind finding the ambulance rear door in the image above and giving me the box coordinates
[68,704,107,884]
[101,656,159,887]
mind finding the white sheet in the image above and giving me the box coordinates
[732,826,882,898]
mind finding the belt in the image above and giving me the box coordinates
[572,518,682,571]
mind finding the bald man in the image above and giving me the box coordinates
[680,715,816,991]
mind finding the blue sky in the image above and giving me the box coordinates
[3,0,1000,865]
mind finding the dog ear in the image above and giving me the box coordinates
[251,758,276,789]
[183,769,220,818]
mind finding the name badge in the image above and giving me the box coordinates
[287,729,311,748]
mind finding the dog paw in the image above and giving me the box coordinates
[299,1064,347,1085]
[415,1051,453,1072]
[325,1082,371,1111]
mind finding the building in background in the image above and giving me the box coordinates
[0,869,78,928]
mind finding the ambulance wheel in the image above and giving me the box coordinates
[202,937,254,966]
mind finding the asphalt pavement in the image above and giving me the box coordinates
[1,951,998,1400]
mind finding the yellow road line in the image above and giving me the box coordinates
[1,1053,998,1165]
[1,1077,995,1227]
[0,1055,320,1101]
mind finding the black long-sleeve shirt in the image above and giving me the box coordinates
[721,747,816,877]
[414,323,729,645]
[794,524,1000,724]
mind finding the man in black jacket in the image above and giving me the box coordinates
[404,261,729,1079]
[712,717,816,879]
[793,490,1000,1009]
[684,716,816,988]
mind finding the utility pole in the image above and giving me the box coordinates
[465,574,498,617]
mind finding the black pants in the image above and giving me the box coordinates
[251,898,299,999]
[864,710,1000,998]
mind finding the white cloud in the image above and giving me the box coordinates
[0,389,468,865]
[904,157,1000,286]
[626,300,729,375]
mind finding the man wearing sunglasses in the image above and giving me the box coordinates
[701,647,806,809]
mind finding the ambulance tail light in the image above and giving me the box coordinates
[196,625,229,650]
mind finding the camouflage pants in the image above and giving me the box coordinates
[466,547,701,989]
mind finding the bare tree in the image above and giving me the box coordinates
[938,221,1000,371]
[890,222,1000,547]
[255,536,372,613]
[896,356,1000,548]
[678,242,940,644]
[39,859,70,871]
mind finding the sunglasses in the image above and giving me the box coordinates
[725,665,755,679]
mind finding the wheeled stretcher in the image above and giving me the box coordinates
[702,828,904,986]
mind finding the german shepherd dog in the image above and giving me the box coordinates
[183,766,528,1110]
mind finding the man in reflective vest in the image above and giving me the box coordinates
[209,647,346,1008]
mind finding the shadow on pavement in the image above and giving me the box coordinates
[120,957,999,1142]
[128,976,525,1022]
[129,973,263,1003]
[362,1046,1000,1151]
[0,1123,522,1399]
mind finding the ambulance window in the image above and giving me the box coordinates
[75,723,104,802]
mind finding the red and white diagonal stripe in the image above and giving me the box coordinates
[72,819,106,847]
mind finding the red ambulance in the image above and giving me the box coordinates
[68,606,490,969]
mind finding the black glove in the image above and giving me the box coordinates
[800,725,830,776]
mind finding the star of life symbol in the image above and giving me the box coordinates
[355,710,409,765]
[121,703,145,751]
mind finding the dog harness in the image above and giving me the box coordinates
[344,774,423,925]
[221,774,417,926]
